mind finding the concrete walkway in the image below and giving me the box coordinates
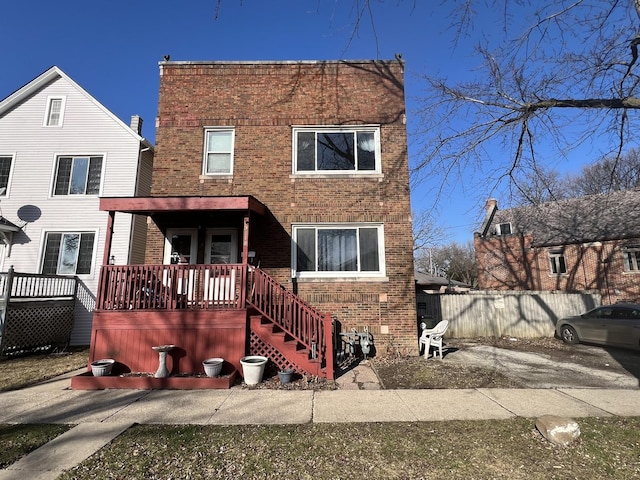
[1,364,640,479]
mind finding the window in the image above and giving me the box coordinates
[623,245,640,272]
[53,156,103,195]
[0,156,13,194]
[496,222,512,235]
[293,127,380,174]
[41,232,95,275]
[293,224,385,277]
[548,248,567,275]
[45,97,65,126]
[203,128,234,175]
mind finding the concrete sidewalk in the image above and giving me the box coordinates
[1,365,640,479]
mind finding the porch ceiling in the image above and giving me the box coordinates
[99,196,267,216]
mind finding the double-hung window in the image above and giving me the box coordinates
[623,244,640,272]
[203,128,234,175]
[41,232,95,275]
[0,156,13,194]
[293,127,380,174]
[53,156,103,195]
[293,224,385,278]
[44,96,65,126]
[548,248,567,275]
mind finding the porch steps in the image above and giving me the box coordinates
[249,315,325,377]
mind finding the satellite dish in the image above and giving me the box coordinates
[17,205,42,223]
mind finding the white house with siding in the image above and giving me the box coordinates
[0,66,153,345]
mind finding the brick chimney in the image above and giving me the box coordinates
[130,115,143,136]
[485,198,497,213]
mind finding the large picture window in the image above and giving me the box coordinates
[293,224,385,277]
[203,128,234,175]
[41,232,95,275]
[293,127,380,174]
[53,156,103,195]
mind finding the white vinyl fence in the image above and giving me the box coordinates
[417,291,602,338]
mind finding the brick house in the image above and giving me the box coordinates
[86,60,416,383]
[474,191,640,304]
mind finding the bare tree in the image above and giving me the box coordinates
[428,241,478,286]
[413,0,640,204]
[566,148,640,196]
[412,210,447,252]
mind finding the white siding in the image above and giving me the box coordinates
[0,71,151,345]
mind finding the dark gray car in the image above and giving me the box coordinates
[556,303,640,349]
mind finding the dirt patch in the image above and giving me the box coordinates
[373,337,640,390]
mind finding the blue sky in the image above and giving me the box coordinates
[0,0,589,245]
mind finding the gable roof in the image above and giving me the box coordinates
[485,189,640,246]
[0,66,152,149]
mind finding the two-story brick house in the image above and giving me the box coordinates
[89,60,416,381]
[474,191,640,304]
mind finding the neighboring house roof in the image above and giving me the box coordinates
[414,270,470,288]
[482,189,640,246]
[0,66,153,150]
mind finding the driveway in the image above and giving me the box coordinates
[445,340,640,389]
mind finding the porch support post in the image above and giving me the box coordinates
[242,214,250,266]
[323,313,335,380]
[102,211,115,266]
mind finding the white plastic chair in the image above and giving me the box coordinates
[419,320,449,359]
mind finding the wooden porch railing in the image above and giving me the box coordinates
[96,264,246,311]
[247,266,334,378]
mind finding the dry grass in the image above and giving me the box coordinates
[0,348,89,391]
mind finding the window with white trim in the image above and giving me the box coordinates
[0,156,13,194]
[203,128,234,175]
[548,248,567,275]
[496,222,512,235]
[44,97,65,126]
[41,232,95,275]
[53,156,103,195]
[293,224,385,277]
[623,245,640,272]
[293,127,380,174]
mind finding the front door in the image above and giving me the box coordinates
[205,228,238,264]
[164,229,197,264]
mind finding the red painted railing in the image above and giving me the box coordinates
[247,267,334,377]
[96,264,246,310]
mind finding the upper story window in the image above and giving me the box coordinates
[203,128,234,175]
[623,244,640,272]
[53,156,103,195]
[495,222,512,235]
[293,127,381,174]
[41,231,95,275]
[292,224,385,278]
[0,155,13,195]
[44,96,66,126]
[548,248,567,275]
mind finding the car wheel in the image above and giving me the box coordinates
[560,325,579,345]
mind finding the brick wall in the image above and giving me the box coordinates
[475,233,640,304]
[150,60,417,354]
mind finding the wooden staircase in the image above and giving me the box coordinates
[246,267,334,379]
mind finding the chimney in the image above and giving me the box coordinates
[485,198,497,213]
[130,115,143,136]
[478,198,498,237]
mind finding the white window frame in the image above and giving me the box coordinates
[40,230,97,276]
[0,154,14,196]
[548,248,567,275]
[202,127,235,176]
[292,126,382,175]
[496,222,512,235]
[52,155,104,196]
[44,96,66,127]
[291,223,386,279]
[623,245,640,272]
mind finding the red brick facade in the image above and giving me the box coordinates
[149,60,417,353]
[475,232,640,304]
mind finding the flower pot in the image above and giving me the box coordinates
[240,355,268,385]
[203,358,224,377]
[278,368,294,384]
[90,359,115,377]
